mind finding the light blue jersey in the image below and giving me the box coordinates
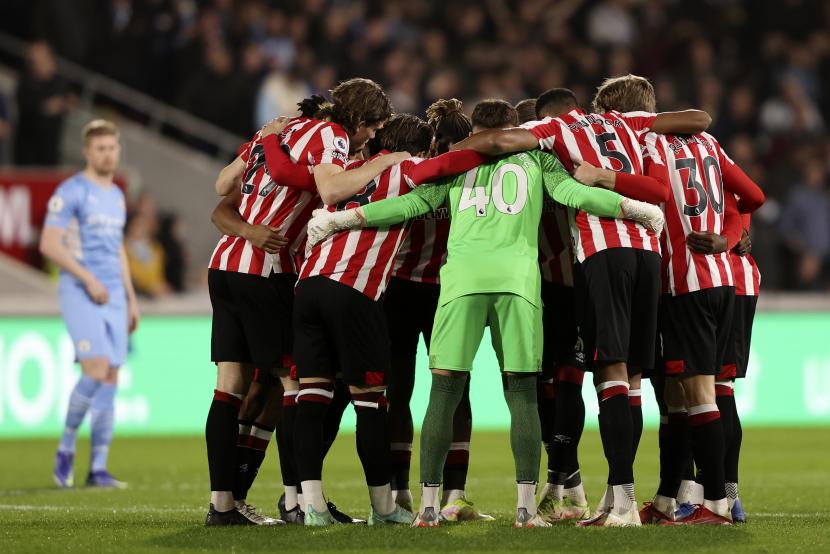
[45,173,128,366]
[45,172,126,287]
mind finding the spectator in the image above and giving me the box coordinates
[778,158,830,290]
[125,212,169,298]
[157,212,188,293]
[13,42,74,166]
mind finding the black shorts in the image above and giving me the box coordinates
[293,276,390,386]
[721,294,758,379]
[576,248,661,372]
[660,286,735,378]
[540,281,584,371]
[384,277,439,359]
[209,269,296,369]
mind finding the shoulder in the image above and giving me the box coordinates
[53,174,88,199]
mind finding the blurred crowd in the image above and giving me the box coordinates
[124,194,189,298]
[1,0,830,290]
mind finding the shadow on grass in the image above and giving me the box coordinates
[148,522,751,553]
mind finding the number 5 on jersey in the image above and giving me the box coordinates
[458,163,528,217]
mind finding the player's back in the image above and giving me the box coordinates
[643,131,733,295]
[299,155,421,300]
[439,150,548,306]
[523,109,660,261]
[212,117,349,275]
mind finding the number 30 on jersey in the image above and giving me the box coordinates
[458,163,528,217]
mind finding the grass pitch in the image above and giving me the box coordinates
[1,428,828,553]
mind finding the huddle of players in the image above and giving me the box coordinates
[203,74,763,527]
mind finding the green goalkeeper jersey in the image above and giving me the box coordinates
[360,150,623,307]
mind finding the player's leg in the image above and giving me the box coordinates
[536,282,557,499]
[230,271,294,523]
[234,372,282,520]
[276,369,302,523]
[488,293,547,528]
[628,372,643,460]
[538,283,589,522]
[320,380,366,524]
[722,294,756,522]
[54,285,111,488]
[204,269,261,525]
[382,278,418,510]
[415,294,487,527]
[206,361,255,522]
[577,250,640,527]
[673,288,735,524]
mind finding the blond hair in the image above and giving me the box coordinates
[82,119,119,144]
[593,74,656,114]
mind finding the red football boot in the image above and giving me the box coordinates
[660,504,732,526]
[639,502,673,524]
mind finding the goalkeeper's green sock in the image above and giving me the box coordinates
[419,373,467,504]
[503,374,542,483]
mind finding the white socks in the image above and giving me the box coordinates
[442,489,465,505]
[369,484,396,515]
[541,482,564,501]
[301,480,328,513]
[420,484,440,513]
[517,482,537,515]
[677,479,704,505]
[704,498,730,518]
[652,494,677,518]
[210,491,234,512]
[565,482,587,505]
[284,485,298,511]
[611,484,636,514]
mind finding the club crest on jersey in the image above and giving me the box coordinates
[48,195,64,213]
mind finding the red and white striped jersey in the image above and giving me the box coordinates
[522,109,660,262]
[730,252,760,296]
[642,131,735,295]
[730,214,761,296]
[538,199,574,286]
[390,213,450,284]
[209,118,349,276]
[298,149,485,299]
[299,158,422,300]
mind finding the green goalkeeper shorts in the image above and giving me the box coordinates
[428,293,542,373]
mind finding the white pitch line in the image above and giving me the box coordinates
[0,504,204,514]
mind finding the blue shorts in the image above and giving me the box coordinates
[59,278,128,368]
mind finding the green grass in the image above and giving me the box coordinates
[1,428,828,553]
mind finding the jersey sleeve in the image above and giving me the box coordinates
[309,124,350,169]
[520,117,560,151]
[401,150,489,188]
[538,152,622,218]
[44,180,82,230]
[360,183,446,227]
[237,140,252,162]
[262,134,317,193]
[722,193,743,250]
[618,111,657,133]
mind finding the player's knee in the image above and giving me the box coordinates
[502,372,537,392]
[80,357,110,381]
[680,374,715,406]
[216,362,253,395]
[596,362,628,383]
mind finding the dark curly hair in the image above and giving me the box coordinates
[426,98,472,154]
[329,78,393,134]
